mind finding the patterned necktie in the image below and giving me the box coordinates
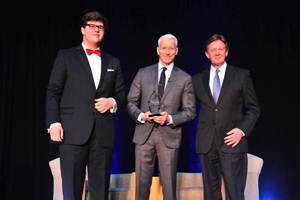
[86,48,101,56]
[158,67,167,97]
[213,69,220,103]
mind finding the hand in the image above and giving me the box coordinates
[224,128,243,147]
[153,111,169,125]
[95,98,114,113]
[141,111,155,122]
[50,125,64,142]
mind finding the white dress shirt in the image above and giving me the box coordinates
[82,43,101,88]
[158,62,173,88]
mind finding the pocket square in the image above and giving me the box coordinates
[107,69,115,72]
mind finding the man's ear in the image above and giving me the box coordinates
[81,27,85,35]
[225,50,229,57]
[205,51,209,58]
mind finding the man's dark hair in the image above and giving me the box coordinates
[205,34,229,51]
[80,11,108,29]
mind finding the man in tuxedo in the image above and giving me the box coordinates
[193,34,260,200]
[127,34,196,200]
[46,11,126,200]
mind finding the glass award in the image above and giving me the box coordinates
[148,92,164,117]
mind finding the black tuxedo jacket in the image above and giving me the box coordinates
[46,45,126,147]
[192,65,260,154]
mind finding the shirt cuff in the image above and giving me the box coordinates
[137,113,145,123]
[166,115,173,125]
[48,122,61,133]
[109,97,117,113]
[240,130,245,136]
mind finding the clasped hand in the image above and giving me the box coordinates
[95,98,113,113]
[142,111,170,125]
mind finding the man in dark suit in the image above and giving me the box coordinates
[127,34,196,200]
[46,11,126,200]
[193,34,260,200]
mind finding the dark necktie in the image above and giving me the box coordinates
[213,69,221,103]
[86,48,101,56]
[158,67,167,97]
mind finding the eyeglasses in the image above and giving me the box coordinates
[86,24,105,31]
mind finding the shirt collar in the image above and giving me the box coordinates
[158,62,174,72]
[210,62,227,74]
[81,43,100,51]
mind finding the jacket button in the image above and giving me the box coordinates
[215,109,218,111]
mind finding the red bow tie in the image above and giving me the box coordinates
[86,48,101,56]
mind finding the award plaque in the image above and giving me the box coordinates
[148,92,164,117]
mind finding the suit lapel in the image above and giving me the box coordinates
[162,66,178,101]
[98,52,108,89]
[202,69,215,104]
[218,65,234,103]
[76,45,95,86]
[151,64,159,93]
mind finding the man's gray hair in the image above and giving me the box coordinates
[158,34,178,47]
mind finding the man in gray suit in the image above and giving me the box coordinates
[127,34,196,200]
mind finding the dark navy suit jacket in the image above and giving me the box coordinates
[193,65,260,154]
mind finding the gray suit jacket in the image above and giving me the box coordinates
[127,63,196,148]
